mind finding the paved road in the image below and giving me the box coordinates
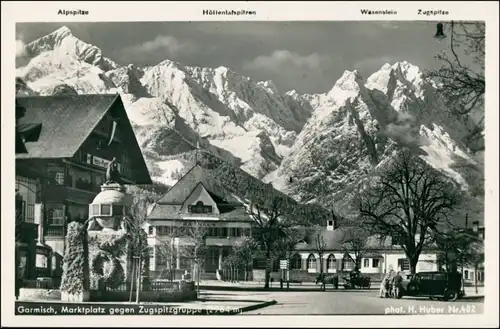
[199,289,484,315]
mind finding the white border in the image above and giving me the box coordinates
[1,1,498,327]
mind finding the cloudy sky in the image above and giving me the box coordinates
[16,21,462,94]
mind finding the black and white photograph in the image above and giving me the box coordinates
[2,1,498,327]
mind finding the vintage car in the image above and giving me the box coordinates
[398,271,463,301]
[342,273,371,289]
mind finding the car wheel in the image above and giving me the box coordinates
[444,289,458,302]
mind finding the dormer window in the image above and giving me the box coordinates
[188,201,213,214]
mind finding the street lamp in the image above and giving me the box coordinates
[434,22,447,39]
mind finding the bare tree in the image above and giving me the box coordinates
[177,220,214,294]
[155,236,177,281]
[273,227,305,261]
[309,225,327,275]
[339,225,371,270]
[358,148,460,273]
[433,222,484,293]
[123,184,165,302]
[231,236,260,281]
[425,21,485,152]
[247,189,297,289]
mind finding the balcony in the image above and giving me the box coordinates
[205,237,242,246]
[45,225,65,239]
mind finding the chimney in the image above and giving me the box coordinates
[472,221,479,233]
[326,219,334,231]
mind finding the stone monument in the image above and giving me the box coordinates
[86,159,135,289]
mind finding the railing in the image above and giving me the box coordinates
[104,280,195,292]
[45,225,65,237]
[22,278,60,289]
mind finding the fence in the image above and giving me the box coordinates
[103,280,195,292]
[22,278,61,290]
[220,267,252,282]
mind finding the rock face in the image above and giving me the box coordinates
[264,62,482,210]
[16,26,314,183]
[16,27,483,220]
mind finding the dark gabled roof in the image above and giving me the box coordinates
[292,227,435,252]
[15,94,119,159]
[148,165,244,219]
[156,165,242,205]
[16,131,28,154]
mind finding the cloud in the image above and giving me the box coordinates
[119,35,197,61]
[243,50,331,73]
[353,55,395,71]
[16,38,26,57]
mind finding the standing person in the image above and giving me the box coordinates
[393,271,403,298]
[379,270,393,298]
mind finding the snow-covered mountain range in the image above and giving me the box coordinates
[15,26,484,215]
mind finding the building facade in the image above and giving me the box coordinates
[145,165,254,279]
[15,94,151,280]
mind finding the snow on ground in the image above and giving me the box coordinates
[209,134,260,164]
[154,159,186,186]
[419,124,471,189]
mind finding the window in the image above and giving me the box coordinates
[342,257,355,271]
[70,167,92,190]
[209,249,218,266]
[101,204,111,215]
[36,254,48,268]
[228,227,241,237]
[291,254,302,270]
[372,259,380,268]
[219,227,228,237]
[307,254,316,270]
[90,204,100,216]
[363,259,369,268]
[113,205,123,216]
[327,220,333,227]
[327,254,336,272]
[392,234,405,246]
[397,258,410,271]
[55,173,65,185]
[49,208,65,225]
[464,270,469,280]
[188,201,213,214]
[433,273,446,280]
[180,257,191,270]
[148,226,154,235]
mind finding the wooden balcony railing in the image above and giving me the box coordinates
[45,225,65,238]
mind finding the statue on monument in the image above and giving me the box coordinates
[105,157,120,184]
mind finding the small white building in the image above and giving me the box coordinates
[288,219,440,279]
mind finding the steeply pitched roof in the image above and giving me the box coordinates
[148,165,246,219]
[15,94,119,159]
[156,165,242,205]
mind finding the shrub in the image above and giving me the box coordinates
[60,222,89,294]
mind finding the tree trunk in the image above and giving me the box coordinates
[474,263,478,294]
[135,257,141,304]
[129,259,136,302]
[319,254,323,275]
[264,255,271,289]
[461,260,465,294]
[409,256,418,274]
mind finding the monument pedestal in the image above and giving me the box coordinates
[61,291,89,302]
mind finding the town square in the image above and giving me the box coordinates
[7,11,492,324]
